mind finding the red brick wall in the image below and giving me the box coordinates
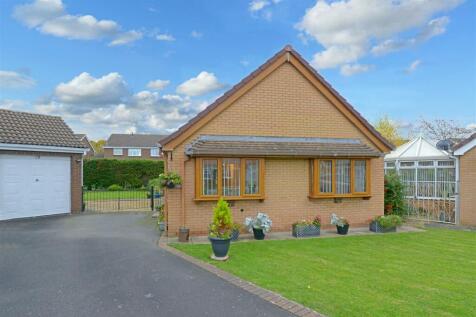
[459,147,476,225]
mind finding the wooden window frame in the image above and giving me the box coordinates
[310,158,371,198]
[195,157,265,201]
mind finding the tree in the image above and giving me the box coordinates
[374,116,407,146]
[418,119,475,141]
[90,139,106,154]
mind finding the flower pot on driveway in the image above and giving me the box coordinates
[336,224,349,235]
[158,222,166,232]
[252,228,265,240]
[209,237,231,260]
[178,227,190,242]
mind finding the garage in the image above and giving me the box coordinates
[0,109,86,221]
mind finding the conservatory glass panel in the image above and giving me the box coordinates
[222,159,240,196]
[400,169,416,196]
[417,168,435,197]
[436,168,456,198]
[336,159,351,194]
[202,159,218,196]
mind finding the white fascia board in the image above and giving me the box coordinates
[454,139,476,156]
[103,146,158,149]
[0,143,86,154]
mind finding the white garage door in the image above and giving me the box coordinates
[0,154,71,221]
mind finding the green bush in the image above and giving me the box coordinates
[384,172,406,216]
[374,215,403,228]
[107,184,123,191]
[148,178,162,189]
[209,198,233,239]
[84,159,164,189]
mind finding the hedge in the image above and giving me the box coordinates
[84,159,164,189]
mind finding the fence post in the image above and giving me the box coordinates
[150,186,155,211]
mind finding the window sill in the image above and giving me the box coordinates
[194,196,265,202]
[308,194,371,199]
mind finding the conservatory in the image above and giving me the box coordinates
[384,137,457,223]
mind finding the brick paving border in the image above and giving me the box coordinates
[159,240,325,317]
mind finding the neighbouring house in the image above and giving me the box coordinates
[103,134,167,160]
[160,46,394,237]
[0,109,86,221]
[453,133,476,226]
[75,134,95,158]
[384,137,457,223]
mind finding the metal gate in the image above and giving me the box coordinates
[82,187,163,212]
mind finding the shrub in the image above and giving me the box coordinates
[107,184,123,191]
[384,172,406,216]
[373,215,402,228]
[148,178,162,189]
[158,171,182,189]
[209,198,233,239]
[84,159,164,189]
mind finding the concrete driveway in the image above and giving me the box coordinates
[0,213,292,317]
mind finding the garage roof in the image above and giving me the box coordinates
[0,109,86,148]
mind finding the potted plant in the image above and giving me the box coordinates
[209,198,233,260]
[158,172,182,189]
[292,215,321,238]
[230,223,241,241]
[156,204,166,231]
[178,227,190,242]
[369,215,402,233]
[330,213,349,235]
[245,213,272,240]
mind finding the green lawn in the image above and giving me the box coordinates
[83,190,148,201]
[172,229,476,317]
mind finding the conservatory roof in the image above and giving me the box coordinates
[385,137,451,161]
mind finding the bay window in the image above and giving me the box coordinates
[196,158,264,200]
[311,158,371,198]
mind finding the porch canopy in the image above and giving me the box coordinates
[185,135,381,157]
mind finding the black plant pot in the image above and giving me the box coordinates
[336,224,349,235]
[166,181,175,189]
[252,228,265,240]
[209,237,231,259]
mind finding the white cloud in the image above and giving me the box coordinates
[0,99,28,110]
[156,33,175,41]
[0,70,36,89]
[340,63,373,76]
[466,123,476,130]
[240,60,250,67]
[109,30,143,46]
[405,60,421,74]
[191,30,203,39]
[13,0,141,45]
[146,79,170,91]
[176,71,225,97]
[54,72,128,107]
[297,0,462,70]
[249,0,270,12]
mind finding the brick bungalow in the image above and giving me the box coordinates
[160,46,394,236]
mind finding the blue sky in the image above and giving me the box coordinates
[0,0,475,140]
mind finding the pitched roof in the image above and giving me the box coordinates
[0,109,86,148]
[74,133,86,140]
[185,135,381,158]
[105,134,168,148]
[160,45,393,152]
[453,132,476,151]
[385,137,450,160]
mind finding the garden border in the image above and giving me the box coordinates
[158,240,325,317]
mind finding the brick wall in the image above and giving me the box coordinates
[165,62,386,236]
[104,148,163,160]
[459,147,476,225]
[0,150,83,214]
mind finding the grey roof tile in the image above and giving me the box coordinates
[105,134,168,148]
[0,109,86,148]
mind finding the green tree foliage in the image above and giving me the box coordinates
[374,116,407,146]
[384,172,406,216]
[84,159,164,189]
[90,139,106,154]
[209,198,233,239]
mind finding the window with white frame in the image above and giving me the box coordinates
[113,148,123,156]
[150,147,159,157]
[128,148,142,157]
